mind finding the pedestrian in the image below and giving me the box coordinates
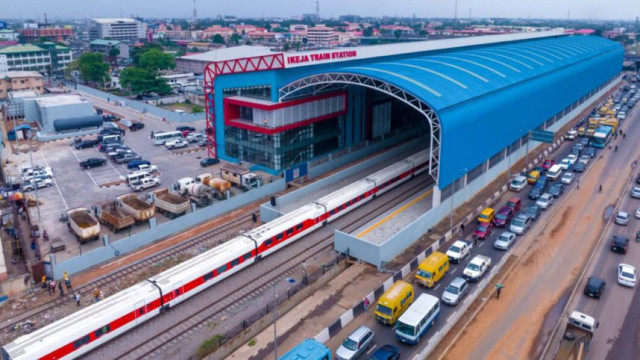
[65,276,72,291]
[620,129,623,136]
[74,292,81,307]
[58,281,64,297]
[623,133,626,139]
[495,282,504,299]
[599,184,603,193]
[107,97,110,103]
[460,223,465,233]
[363,297,370,311]
[577,179,580,190]
[615,145,618,152]
[150,130,154,139]
[94,288,100,303]
[473,236,478,246]
[48,279,55,296]
[41,275,47,289]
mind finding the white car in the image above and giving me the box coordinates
[21,178,53,192]
[618,263,637,288]
[615,211,630,226]
[566,130,577,140]
[186,132,206,143]
[462,255,492,282]
[578,155,590,166]
[494,232,516,250]
[631,186,640,199]
[561,172,575,185]
[559,159,571,170]
[164,139,188,149]
[636,205,640,219]
[566,154,578,165]
[536,193,554,210]
[509,175,528,192]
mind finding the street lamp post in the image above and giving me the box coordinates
[449,168,467,229]
[27,131,41,221]
[273,277,296,360]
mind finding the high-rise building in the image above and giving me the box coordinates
[0,43,72,74]
[307,25,335,47]
[89,18,147,43]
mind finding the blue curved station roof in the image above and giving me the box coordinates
[333,35,620,111]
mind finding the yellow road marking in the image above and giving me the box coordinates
[357,187,434,238]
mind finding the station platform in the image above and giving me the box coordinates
[353,185,434,244]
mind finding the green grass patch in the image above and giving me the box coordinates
[196,334,225,359]
[248,338,257,347]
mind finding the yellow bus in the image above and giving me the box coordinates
[415,251,450,288]
[374,280,414,325]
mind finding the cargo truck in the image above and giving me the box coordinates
[66,208,100,243]
[553,311,598,360]
[116,193,156,223]
[146,188,190,218]
[185,183,214,207]
[98,201,135,232]
[220,164,261,191]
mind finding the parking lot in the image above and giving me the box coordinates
[7,99,251,261]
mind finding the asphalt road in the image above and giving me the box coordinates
[326,114,597,358]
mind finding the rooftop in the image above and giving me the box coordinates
[0,71,43,79]
[92,18,140,24]
[179,45,275,63]
[34,95,90,108]
[0,44,47,54]
[90,39,123,46]
[9,90,39,99]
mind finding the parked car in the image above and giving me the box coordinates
[610,235,629,254]
[186,132,206,143]
[524,205,541,222]
[583,276,606,299]
[336,326,375,360]
[165,139,188,150]
[441,277,469,306]
[200,157,220,167]
[473,222,494,240]
[493,206,514,228]
[130,177,161,192]
[510,213,532,235]
[615,211,630,226]
[369,345,400,360]
[636,205,640,219]
[630,186,640,199]
[79,158,107,169]
[572,162,586,173]
[74,139,100,149]
[114,153,142,164]
[494,231,516,250]
[536,193,554,210]
[561,172,575,185]
[584,147,596,158]
[21,178,53,192]
[548,183,565,197]
[129,122,145,131]
[578,155,590,166]
[618,264,637,288]
[197,138,213,147]
[100,127,125,136]
[127,159,151,170]
[176,126,196,132]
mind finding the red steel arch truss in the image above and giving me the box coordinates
[203,53,285,158]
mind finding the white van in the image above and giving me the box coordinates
[395,294,440,345]
[195,173,213,183]
[546,164,563,180]
[175,177,195,194]
[126,171,152,185]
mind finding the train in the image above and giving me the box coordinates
[2,150,430,360]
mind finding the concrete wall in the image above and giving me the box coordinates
[76,84,204,124]
[52,178,286,278]
[334,75,621,268]
[260,134,428,222]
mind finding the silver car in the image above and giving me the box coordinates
[631,187,640,199]
[336,326,375,360]
[441,277,469,306]
[615,211,630,226]
[536,193,554,210]
[494,231,516,250]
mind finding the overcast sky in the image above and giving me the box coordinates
[1,0,638,21]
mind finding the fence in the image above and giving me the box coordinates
[76,84,204,123]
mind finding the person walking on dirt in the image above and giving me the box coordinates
[94,288,100,303]
[41,275,47,289]
[577,179,580,190]
[460,223,465,233]
[58,281,64,297]
[64,272,72,291]
[48,279,55,295]
[495,283,504,299]
[599,184,603,193]
[74,292,81,307]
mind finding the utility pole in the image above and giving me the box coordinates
[454,0,458,20]
[193,0,197,25]
[316,0,320,20]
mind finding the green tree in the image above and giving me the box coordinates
[130,43,163,66]
[119,67,172,96]
[394,30,402,39]
[229,33,242,45]
[76,52,110,84]
[139,48,176,71]
[108,47,120,65]
[212,34,225,44]
[363,27,373,37]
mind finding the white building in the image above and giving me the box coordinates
[0,55,8,73]
[0,30,19,41]
[307,25,335,47]
[89,18,147,42]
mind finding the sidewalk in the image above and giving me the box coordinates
[226,263,386,360]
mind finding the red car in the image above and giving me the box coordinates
[505,197,522,213]
[474,221,494,240]
[542,159,555,171]
[493,206,514,228]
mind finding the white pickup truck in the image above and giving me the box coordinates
[131,177,161,192]
[446,240,473,263]
[463,255,492,282]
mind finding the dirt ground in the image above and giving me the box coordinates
[432,91,630,360]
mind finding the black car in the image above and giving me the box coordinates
[370,344,400,360]
[524,205,541,221]
[611,235,629,254]
[528,186,544,200]
[571,146,581,156]
[536,175,549,188]
[584,147,596,158]
[102,114,119,122]
[200,157,220,167]
[99,128,125,137]
[79,157,107,169]
[579,137,590,147]
[74,139,100,149]
[583,276,606,299]
[572,162,586,173]
[548,183,565,197]
[176,126,196,132]
[129,122,145,131]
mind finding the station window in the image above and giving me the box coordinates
[243,252,252,261]
[94,325,111,338]
[138,307,145,315]
[217,265,227,274]
[73,335,91,349]
[276,233,283,241]
[286,228,293,235]
[296,223,303,230]
[203,272,214,281]
[231,259,240,267]
[175,288,181,296]
[265,239,273,247]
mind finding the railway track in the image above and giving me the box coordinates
[91,174,435,359]
[0,213,256,339]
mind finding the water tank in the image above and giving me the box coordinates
[53,115,103,132]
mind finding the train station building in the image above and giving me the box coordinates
[207,31,623,265]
